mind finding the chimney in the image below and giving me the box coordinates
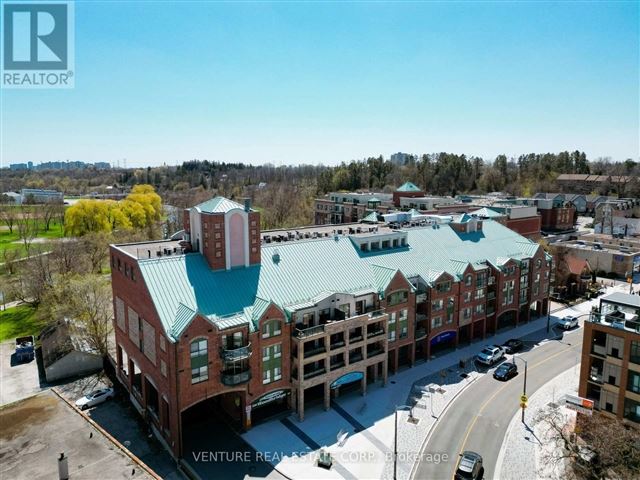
[244,198,251,212]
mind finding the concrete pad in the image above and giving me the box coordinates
[0,341,44,406]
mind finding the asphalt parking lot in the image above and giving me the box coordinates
[0,390,154,480]
[56,374,183,480]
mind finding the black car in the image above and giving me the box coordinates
[493,362,518,381]
[455,451,483,480]
[501,338,523,354]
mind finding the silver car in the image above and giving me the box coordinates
[75,388,114,410]
[558,315,579,330]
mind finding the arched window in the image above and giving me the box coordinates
[190,338,208,384]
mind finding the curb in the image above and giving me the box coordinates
[407,371,480,480]
[51,387,165,480]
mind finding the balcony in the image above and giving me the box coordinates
[349,352,363,364]
[349,334,364,343]
[589,372,603,384]
[367,328,385,339]
[294,324,325,339]
[304,344,326,359]
[416,313,428,322]
[415,328,427,340]
[303,366,326,380]
[330,361,345,371]
[368,309,386,320]
[330,340,346,350]
[221,369,251,386]
[367,347,384,358]
[220,343,252,362]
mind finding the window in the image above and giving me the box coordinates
[475,288,485,299]
[628,371,640,394]
[465,275,472,287]
[432,299,444,312]
[475,304,484,315]
[436,281,451,293]
[190,338,208,384]
[160,360,167,377]
[631,341,640,364]
[399,309,408,321]
[262,320,282,339]
[159,335,166,352]
[431,316,442,329]
[536,259,542,269]
[388,290,408,306]
[262,343,282,384]
[464,291,471,303]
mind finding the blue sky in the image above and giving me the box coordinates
[1,0,638,167]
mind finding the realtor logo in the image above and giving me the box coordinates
[2,1,74,88]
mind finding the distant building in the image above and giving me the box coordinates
[578,292,640,425]
[314,191,393,225]
[470,205,541,241]
[20,188,64,204]
[556,173,638,195]
[392,182,425,207]
[9,163,29,170]
[390,152,412,165]
[40,320,103,382]
[1,192,22,204]
[93,162,111,169]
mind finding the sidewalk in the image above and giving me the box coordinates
[495,366,579,480]
[243,311,577,480]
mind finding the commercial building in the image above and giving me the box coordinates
[314,191,392,225]
[556,174,639,195]
[470,206,541,241]
[550,234,640,280]
[390,152,412,165]
[20,188,64,204]
[578,292,640,425]
[110,195,551,460]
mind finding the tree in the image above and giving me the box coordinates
[536,406,640,480]
[0,205,17,234]
[65,199,112,236]
[41,200,63,231]
[15,205,39,256]
[80,231,110,274]
[10,245,53,305]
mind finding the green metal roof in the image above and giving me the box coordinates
[397,182,422,192]
[138,220,544,341]
[195,196,247,214]
[362,211,379,223]
[470,207,503,218]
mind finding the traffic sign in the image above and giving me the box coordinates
[520,394,528,403]
[520,402,527,409]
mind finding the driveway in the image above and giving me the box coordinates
[56,374,184,480]
[0,340,44,405]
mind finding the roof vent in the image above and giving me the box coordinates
[272,249,281,263]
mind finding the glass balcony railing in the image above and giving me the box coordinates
[294,324,325,339]
[303,366,326,380]
[220,343,252,362]
[221,370,251,386]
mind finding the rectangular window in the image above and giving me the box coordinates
[464,291,471,303]
[436,282,451,293]
[475,289,485,299]
[263,369,271,384]
[190,339,208,384]
[432,299,444,312]
[465,275,473,286]
[431,316,442,329]
[274,366,282,381]
[262,346,270,361]
[628,371,640,394]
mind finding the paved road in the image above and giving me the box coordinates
[414,327,584,480]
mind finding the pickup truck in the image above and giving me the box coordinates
[15,335,35,362]
[476,345,505,366]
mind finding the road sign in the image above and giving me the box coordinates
[520,394,528,403]
[520,402,527,409]
[564,394,594,415]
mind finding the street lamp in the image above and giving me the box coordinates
[513,355,528,423]
[394,404,413,480]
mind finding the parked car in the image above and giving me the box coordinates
[15,335,35,362]
[558,315,579,330]
[501,338,523,354]
[476,345,505,366]
[493,362,518,381]
[75,388,114,410]
[455,451,484,480]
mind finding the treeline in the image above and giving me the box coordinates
[2,152,639,230]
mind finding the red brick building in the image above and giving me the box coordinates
[110,196,552,460]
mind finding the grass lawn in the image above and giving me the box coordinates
[0,220,65,259]
[0,305,46,342]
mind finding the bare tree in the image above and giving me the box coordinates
[80,232,110,274]
[0,205,17,234]
[1,248,20,275]
[41,200,63,231]
[10,246,53,305]
[15,206,39,256]
[536,405,640,480]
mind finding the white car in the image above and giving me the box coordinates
[476,345,505,366]
[558,315,579,330]
[75,388,114,410]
